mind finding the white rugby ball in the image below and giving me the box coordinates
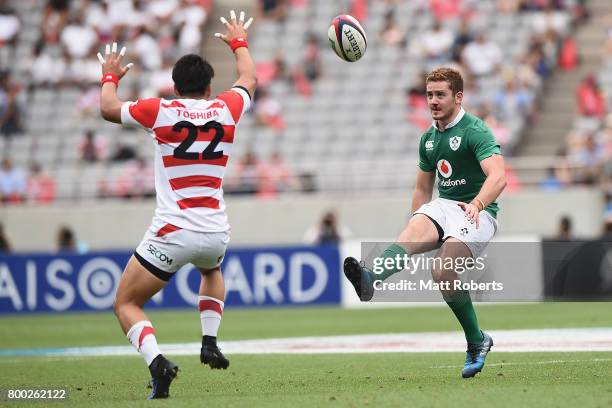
[327,14,367,62]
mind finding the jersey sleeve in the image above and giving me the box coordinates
[216,86,252,124]
[121,98,161,129]
[469,127,501,162]
[418,136,435,172]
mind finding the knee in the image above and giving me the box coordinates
[113,297,131,318]
[199,266,221,278]
[112,299,122,317]
[431,267,443,283]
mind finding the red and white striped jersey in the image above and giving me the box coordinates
[121,87,251,233]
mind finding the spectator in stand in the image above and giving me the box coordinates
[292,33,323,97]
[576,74,607,119]
[115,157,155,199]
[226,151,261,195]
[84,0,114,43]
[539,29,561,69]
[110,142,137,162]
[257,152,297,197]
[29,40,67,87]
[40,0,71,44]
[256,52,289,88]
[525,41,552,78]
[0,158,26,204]
[256,0,288,22]
[148,0,180,23]
[106,0,147,38]
[482,109,511,148]
[299,172,317,193]
[60,13,98,60]
[0,2,20,54]
[56,225,87,253]
[530,1,570,40]
[27,163,56,204]
[515,54,543,90]
[406,72,431,131]
[149,57,175,98]
[461,32,502,78]
[451,18,474,62]
[69,48,103,85]
[301,33,323,83]
[603,192,612,224]
[350,0,368,23]
[172,0,210,54]
[494,79,533,121]
[555,215,573,241]
[254,88,285,132]
[379,9,405,48]
[78,129,106,162]
[540,167,564,191]
[420,20,455,69]
[303,210,352,245]
[57,225,76,251]
[0,222,11,252]
[429,0,464,22]
[0,72,24,139]
[131,25,162,71]
[568,132,603,185]
[557,33,579,71]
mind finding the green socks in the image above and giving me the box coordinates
[373,244,484,345]
[444,290,484,344]
[372,243,409,281]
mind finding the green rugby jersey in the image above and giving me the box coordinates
[418,109,501,218]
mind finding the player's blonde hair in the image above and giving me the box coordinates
[425,68,464,95]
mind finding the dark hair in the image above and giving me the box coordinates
[425,67,464,95]
[172,54,214,96]
[560,216,572,232]
[57,226,75,251]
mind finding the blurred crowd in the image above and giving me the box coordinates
[0,0,214,204]
[394,0,587,153]
[1,0,611,205]
[543,27,612,191]
[32,0,211,92]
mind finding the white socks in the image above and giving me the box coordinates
[126,320,161,366]
[198,296,224,337]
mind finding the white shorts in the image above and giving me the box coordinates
[414,198,498,257]
[134,221,230,281]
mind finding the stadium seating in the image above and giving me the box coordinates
[0,0,575,201]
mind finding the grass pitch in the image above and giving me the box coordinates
[1,303,611,407]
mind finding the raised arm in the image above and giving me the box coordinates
[98,43,134,124]
[214,10,257,97]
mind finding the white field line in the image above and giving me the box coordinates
[1,328,612,358]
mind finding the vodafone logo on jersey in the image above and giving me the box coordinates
[437,159,453,178]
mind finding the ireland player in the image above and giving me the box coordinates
[344,67,507,378]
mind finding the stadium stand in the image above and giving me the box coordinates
[0,0,604,204]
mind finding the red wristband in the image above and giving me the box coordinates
[101,73,119,86]
[229,37,248,52]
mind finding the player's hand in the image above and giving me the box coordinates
[458,202,480,229]
[97,42,134,80]
[214,10,253,43]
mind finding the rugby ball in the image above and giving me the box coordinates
[327,15,367,62]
